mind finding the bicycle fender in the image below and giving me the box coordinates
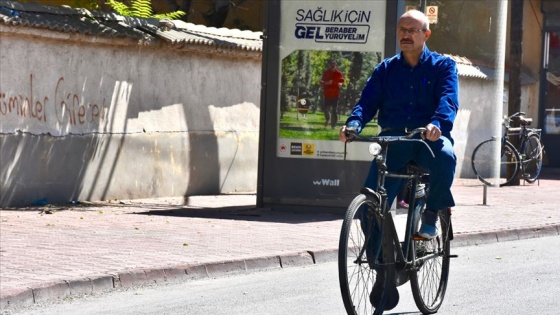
[359,187,380,199]
[447,208,454,241]
[448,217,454,241]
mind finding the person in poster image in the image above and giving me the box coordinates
[320,59,345,129]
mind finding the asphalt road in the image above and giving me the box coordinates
[6,236,560,315]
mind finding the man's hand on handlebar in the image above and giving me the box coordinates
[339,125,354,142]
[340,120,362,142]
[422,123,441,142]
[341,123,440,142]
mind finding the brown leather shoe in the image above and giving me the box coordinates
[370,267,400,310]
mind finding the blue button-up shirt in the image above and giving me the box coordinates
[346,46,459,139]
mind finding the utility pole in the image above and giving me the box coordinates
[508,0,523,186]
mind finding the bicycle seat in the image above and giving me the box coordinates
[406,162,428,175]
[513,116,532,126]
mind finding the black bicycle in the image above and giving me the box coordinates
[471,112,544,186]
[338,128,454,315]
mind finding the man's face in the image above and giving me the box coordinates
[397,16,431,53]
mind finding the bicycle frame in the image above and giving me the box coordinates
[376,157,427,272]
[339,128,453,315]
[345,129,434,271]
[472,111,544,186]
[502,112,543,174]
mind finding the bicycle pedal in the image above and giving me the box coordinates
[448,254,459,258]
[412,233,428,241]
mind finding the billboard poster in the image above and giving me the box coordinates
[276,1,387,161]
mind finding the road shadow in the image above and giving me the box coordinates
[539,167,560,180]
[132,206,343,224]
[3,198,344,224]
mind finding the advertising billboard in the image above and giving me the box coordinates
[258,0,400,211]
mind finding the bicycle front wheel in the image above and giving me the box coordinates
[471,138,520,186]
[521,134,543,183]
[338,193,384,315]
[409,209,452,314]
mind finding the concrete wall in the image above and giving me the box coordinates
[453,77,501,179]
[453,76,537,179]
[0,28,261,206]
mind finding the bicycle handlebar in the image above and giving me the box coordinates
[508,112,526,119]
[344,127,435,158]
[504,112,533,128]
[345,127,427,141]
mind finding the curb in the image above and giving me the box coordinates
[0,251,314,311]
[2,225,559,311]
[451,224,560,247]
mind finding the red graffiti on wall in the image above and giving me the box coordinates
[0,74,109,128]
[53,77,109,127]
[0,74,47,122]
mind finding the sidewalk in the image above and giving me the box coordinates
[1,177,559,312]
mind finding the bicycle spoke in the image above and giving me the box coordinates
[521,134,543,183]
[472,138,519,186]
[339,195,382,315]
[415,241,443,307]
[410,211,451,314]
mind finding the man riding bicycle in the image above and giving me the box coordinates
[339,9,459,310]
[339,9,458,240]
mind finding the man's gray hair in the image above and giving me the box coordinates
[402,9,430,30]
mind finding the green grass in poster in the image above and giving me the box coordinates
[278,110,378,140]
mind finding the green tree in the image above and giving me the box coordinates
[295,50,311,96]
[107,0,186,19]
[72,0,99,10]
[343,52,363,114]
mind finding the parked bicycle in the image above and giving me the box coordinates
[471,112,544,187]
[338,128,454,315]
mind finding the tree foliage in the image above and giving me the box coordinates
[71,0,99,10]
[29,0,260,30]
[106,0,186,19]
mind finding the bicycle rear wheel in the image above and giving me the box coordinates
[409,209,452,314]
[338,193,384,315]
[521,134,543,183]
[471,138,520,186]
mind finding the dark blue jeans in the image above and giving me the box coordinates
[363,132,456,213]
